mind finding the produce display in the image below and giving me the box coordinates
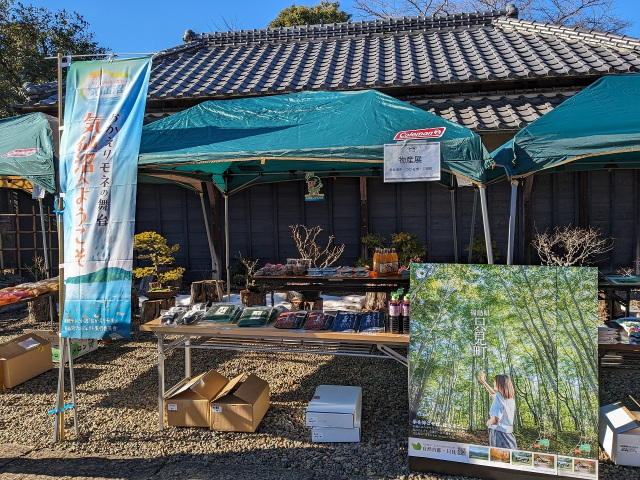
[253,261,369,278]
[303,311,336,330]
[237,306,282,327]
[201,304,243,324]
[331,311,360,333]
[358,311,386,333]
[0,276,59,306]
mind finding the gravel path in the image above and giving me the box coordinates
[0,308,638,480]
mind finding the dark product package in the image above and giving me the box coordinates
[303,311,335,330]
[275,311,307,329]
[358,311,386,333]
[237,306,282,327]
[331,311,360,333]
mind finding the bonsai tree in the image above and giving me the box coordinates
[235,252,259,289]
[290,224,345,267]
[133,231,185,291]
[390,232,427,268]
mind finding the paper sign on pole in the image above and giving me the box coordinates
[59,57,151,339]
[383,141,441,182]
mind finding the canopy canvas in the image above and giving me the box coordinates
[490,73,640,264]
[492,73,640,178]
[0,112,56,194]
[138,90,492,192]
[139,90,496,297]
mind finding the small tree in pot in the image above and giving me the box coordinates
[133,232,185,298]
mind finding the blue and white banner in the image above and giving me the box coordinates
[60,57,151,339]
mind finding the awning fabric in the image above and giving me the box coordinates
[138,90,491,193]
[0,112,56,193]
[492,74,640,177]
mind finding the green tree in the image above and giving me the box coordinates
[268,1,351,28]
[0,0,106,117]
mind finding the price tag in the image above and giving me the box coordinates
[211,406,223,413]
[167,404,177,411]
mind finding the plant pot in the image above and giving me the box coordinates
[145,287,178,300]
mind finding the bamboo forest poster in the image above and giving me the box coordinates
[408,264,598,479]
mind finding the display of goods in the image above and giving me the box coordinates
[303,310,335,330]
[358,311,386,333]
[201,304,243,324]
[237,306,282,327]
[275,311,308,329]
[181,303,208,325]
[160,307,187,326]
[616,318,640,340]
[0,292,20,306]
[254,264,285,276]
[307,268,322,277]
[331,311,360,333]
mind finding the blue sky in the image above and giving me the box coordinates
[42,0,640,54]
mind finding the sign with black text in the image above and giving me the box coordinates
[383,141,440,182]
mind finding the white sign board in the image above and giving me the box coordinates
[383,141,441,182]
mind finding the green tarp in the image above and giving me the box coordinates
[0,112,56,193]
[139,90,491,192]
[492,74,640,177]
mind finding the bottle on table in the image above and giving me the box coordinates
[372,248,380,276]
[402,296,410,334]
[391,248,399,274]
[389,293,401,333]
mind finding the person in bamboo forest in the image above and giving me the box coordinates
[478,371,517,449]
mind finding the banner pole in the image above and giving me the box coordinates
[39,198,55,328]
[507,180,518,265]
[199,192,217,277]
[479,186,494,265]
[54,52,67,442]
[225,195,230,301]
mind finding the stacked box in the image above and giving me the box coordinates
[306,385,361,442]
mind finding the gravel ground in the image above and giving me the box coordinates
[0,307,639,480]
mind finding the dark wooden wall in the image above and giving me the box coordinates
[4,169,638,280]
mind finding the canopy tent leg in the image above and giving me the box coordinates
[507,180,518,265]
[450,178,458,263]
[199,192,217,278]
[479,186,494,265]
[38,198,55,328]
[225,195,230,301]
[468,187,477,264]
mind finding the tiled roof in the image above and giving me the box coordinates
[17,9,640,132]
[409,91,574,130]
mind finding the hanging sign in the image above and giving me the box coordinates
[304,172,324,201]
[409,264,599,479]
[383,141,441,182]
[59,57,152,339]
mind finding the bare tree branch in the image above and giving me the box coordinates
[532,225,614,266]
[290,224,345,268]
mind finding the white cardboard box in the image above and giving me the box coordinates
[306,385,362,428]
[311,426,361,443]
[599,402,640,466]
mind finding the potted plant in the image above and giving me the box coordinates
[133,232,186,300]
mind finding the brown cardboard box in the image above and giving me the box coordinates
[165,370,229,427]
[210,373,269,432]
[0,333,53,388]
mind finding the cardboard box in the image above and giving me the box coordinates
[306,385,362,428]
[0,333,53,388]
[312,426,361,442]
[24,330,99,362]
[599,402,640,466]
[210,373,270,432]
[166,370,229,427]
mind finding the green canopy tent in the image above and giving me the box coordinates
[0,112,57,325]
[491,73,640,264]
[138,90,495,297]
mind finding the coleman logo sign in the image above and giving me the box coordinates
[2,148,40,158]
[394,128,446,141]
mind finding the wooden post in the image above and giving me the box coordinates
[141,298,176,324]
[190,280,225,305]
[27,296,58,324]
[359,177,369,259]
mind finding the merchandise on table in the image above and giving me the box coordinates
[201,303,243,324]
[254,263,285,276]
[160,306,187,326]
[181,303,208,325]
[616,317,640,341]
[275,311,308,329]
[237,306,282,327]
[303,310,335,330]
[0,292,20,306]
[331,311,360,333]
[388,293,401,334]
[358,311,386,333]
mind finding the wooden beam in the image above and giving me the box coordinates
[359,177,369,258]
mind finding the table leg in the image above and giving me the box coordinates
[157,333,165,431]
[271,291,275,307]
[185,336,191,379]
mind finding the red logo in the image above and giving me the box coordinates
[2,148,40,158]
[393,128,446,141]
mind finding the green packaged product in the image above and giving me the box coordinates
[201,304,243,324]
[237,306,280,327]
